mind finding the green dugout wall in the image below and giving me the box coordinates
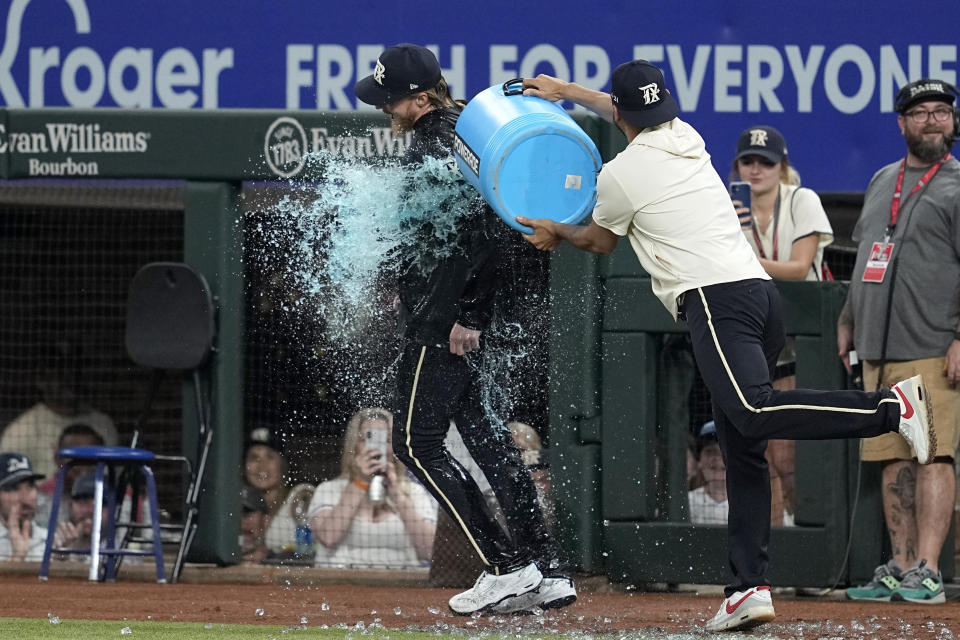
[549,244,955,586]
[1,107,944,582]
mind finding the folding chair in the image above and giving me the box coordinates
[121,262,216,583]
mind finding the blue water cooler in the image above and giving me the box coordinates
[454,79,602,233]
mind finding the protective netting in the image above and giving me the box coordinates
[240,178,551,571]
[0,180,186,523]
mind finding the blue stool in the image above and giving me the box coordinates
[38,446,166,583]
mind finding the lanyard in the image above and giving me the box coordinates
[751,189,781,261]
[889,152,951,229]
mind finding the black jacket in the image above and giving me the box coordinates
[396,107,503,347]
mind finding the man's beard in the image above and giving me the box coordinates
[390,114,416,135]
[905,128,953,164]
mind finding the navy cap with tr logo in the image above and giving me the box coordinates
[610,60,679,129]
[354,43,442,106]
[734,125,787,164]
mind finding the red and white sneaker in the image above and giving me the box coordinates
[705,586,775,632]
[891,374,936,464]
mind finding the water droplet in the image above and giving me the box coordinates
[255,608,265,617]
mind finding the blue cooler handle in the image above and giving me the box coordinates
[501,78,525,96]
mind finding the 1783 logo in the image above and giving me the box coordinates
[264,116,308,178]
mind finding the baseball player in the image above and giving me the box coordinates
[353,43,575,615]
[519,59,934,632]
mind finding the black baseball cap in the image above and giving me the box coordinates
[245,427,282,454]
[0,453,44,490]
[610,60,679,129]
[895,78,956,114]
[735,125,787,164]
[71,474,99,499]
[694,420,719,455]
[354,44,442,106]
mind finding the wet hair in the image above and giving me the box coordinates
[424,77,459,111]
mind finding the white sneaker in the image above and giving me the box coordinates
[490,576,577,614]
[705,586,775,632]
[448,562,543,615]
[892,374,936,464]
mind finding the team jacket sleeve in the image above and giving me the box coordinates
[456,202,502,331]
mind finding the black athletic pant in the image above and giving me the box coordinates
[392,341,552,574]
[680,279,900,597]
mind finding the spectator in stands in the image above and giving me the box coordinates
[238,484,269,563]
[688,421,728,525]
[507,421,554,530]
[52,474,107,560]
[35,423,104,527]
[308,407,437,567]
[730,125,833,524]
[430,420,554,587]
[840,79,960,605]
[243,427,314,558]
[0,453,47,561]
[0,342,118,478]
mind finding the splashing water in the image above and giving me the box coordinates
[251,151,475,343]
[246,147,547,424]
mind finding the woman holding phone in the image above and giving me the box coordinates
[729,125,835,522]
[307,407,437,567]
[730,125,834,282]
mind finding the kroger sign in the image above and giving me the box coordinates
[0,0,958,190]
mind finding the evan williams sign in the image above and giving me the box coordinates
[263,116,411,178]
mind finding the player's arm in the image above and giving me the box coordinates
[516,217,619,254]
[522,75,614,122]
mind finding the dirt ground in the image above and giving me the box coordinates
[1,574,958,638]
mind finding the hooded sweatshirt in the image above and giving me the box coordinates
[592,118,768,319]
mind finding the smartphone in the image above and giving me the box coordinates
[729,181,752,228]
[364,428,388,460]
